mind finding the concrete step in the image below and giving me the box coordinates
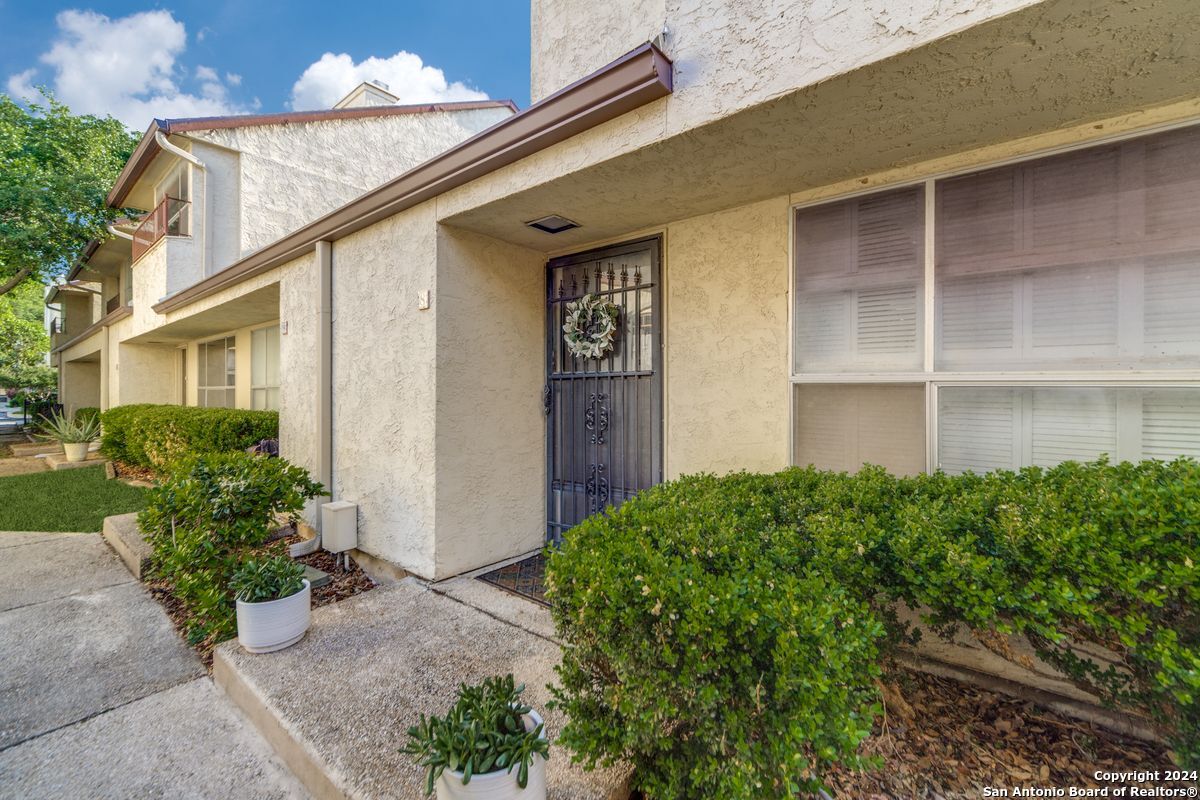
[45,452,108,471]
[102,513,153,580]
[8,441,57,457]
[213,579,631,800]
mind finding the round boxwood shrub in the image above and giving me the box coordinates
[547,473,885,799]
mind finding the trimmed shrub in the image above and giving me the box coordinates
[137,451,322,642]
[547,460,1200,795]
[73,406,100,426]
[100,404,278,470]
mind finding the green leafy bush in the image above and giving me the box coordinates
[73,406,100,426]
[138,452,322,642]
[547,460,1200,795]
[231,556,306,603]
[100,403,278,470]
[548,472,886,798]
[404,674,550,795]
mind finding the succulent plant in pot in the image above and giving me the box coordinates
[38,410,101,462]
[404,674,550,800]
[231,556,310,653]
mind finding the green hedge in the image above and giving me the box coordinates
[546,460,1200,796]
[73,406,100,426]
[100,404,278,469]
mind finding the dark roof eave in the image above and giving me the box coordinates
[105,100,520,208]
[152,42,673,315]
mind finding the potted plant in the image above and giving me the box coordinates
[38,410,101,462]
[404,674,549,800]
[231,556,311,653]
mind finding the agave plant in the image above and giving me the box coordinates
[38,410,101,444]
[403,674,549,795]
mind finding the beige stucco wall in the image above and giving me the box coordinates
[277,251,322,496]
[664,196,791,478]
[116,342,178,406]
[433,226,546,578]
[329,203,440,577]
[61,359,101,415]
[530,0,1039,118]
[192,108,513,258]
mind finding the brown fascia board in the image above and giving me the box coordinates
[51,305,131,354]
[106,100,520,208]
[152,43,673,315]
[65,240,102,282]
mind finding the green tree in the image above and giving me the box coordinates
[2,279,49,323]
[0,90,136,297]
[0,304,54,390]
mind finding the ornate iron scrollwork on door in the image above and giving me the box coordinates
[585,393,609,445]
[585,463,609,514]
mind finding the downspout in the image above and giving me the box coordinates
[154,131,208,280]
[99,325,109,412]
[290,240,334,557]
[107,225,134,241]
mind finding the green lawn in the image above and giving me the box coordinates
[0,466,149,532]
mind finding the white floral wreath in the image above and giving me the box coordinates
[562,294,620,360]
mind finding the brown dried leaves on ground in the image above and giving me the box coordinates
[824,668,1168,799]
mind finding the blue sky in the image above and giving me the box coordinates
[0,0,530,130]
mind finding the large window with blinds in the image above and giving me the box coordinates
[198,336,236,409]
[792,124,1200,476]
[251,325,280,411]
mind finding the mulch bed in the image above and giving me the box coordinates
[147,547,376,670]
[822,668,1169,798]
[112,460,158,484]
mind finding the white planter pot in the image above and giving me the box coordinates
[63,443,89,462]
[435,710,547,800]
[236,579,311,653]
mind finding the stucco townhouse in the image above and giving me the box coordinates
[49,83,515,413]
[54,0,1200,584]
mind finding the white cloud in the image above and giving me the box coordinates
[5,10,248,128]
[289,50,487,111]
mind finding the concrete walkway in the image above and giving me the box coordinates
[215,577,631,800]
[0,532,309,799]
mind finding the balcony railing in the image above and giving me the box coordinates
[132,196,190,263]
[105,295,120,314]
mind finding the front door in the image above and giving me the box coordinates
[545,237,663,544]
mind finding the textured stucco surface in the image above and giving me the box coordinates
[665,197,790,478]
[434,227,545,578]
[530,0,1038,119]
[114,342,177,406]
[277,252,321,499]
[193,108,512,258]
[331,203,439,577]
[448,0,1200,253]
[531,0,667,103]
[59,360,101,416]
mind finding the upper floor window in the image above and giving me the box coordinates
[791,124,1200,477]
[251,325,280,411]
[198,336,235,408]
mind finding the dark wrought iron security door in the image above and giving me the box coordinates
[546,237,662,544]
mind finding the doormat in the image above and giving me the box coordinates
[477,553,548,606]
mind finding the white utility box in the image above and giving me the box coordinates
[321,500,358,553]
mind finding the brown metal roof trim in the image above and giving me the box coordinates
[152,42,673,315]
[106,100,519,208]
[51,305,131,354]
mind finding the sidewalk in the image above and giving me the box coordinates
[0,531,308,799]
